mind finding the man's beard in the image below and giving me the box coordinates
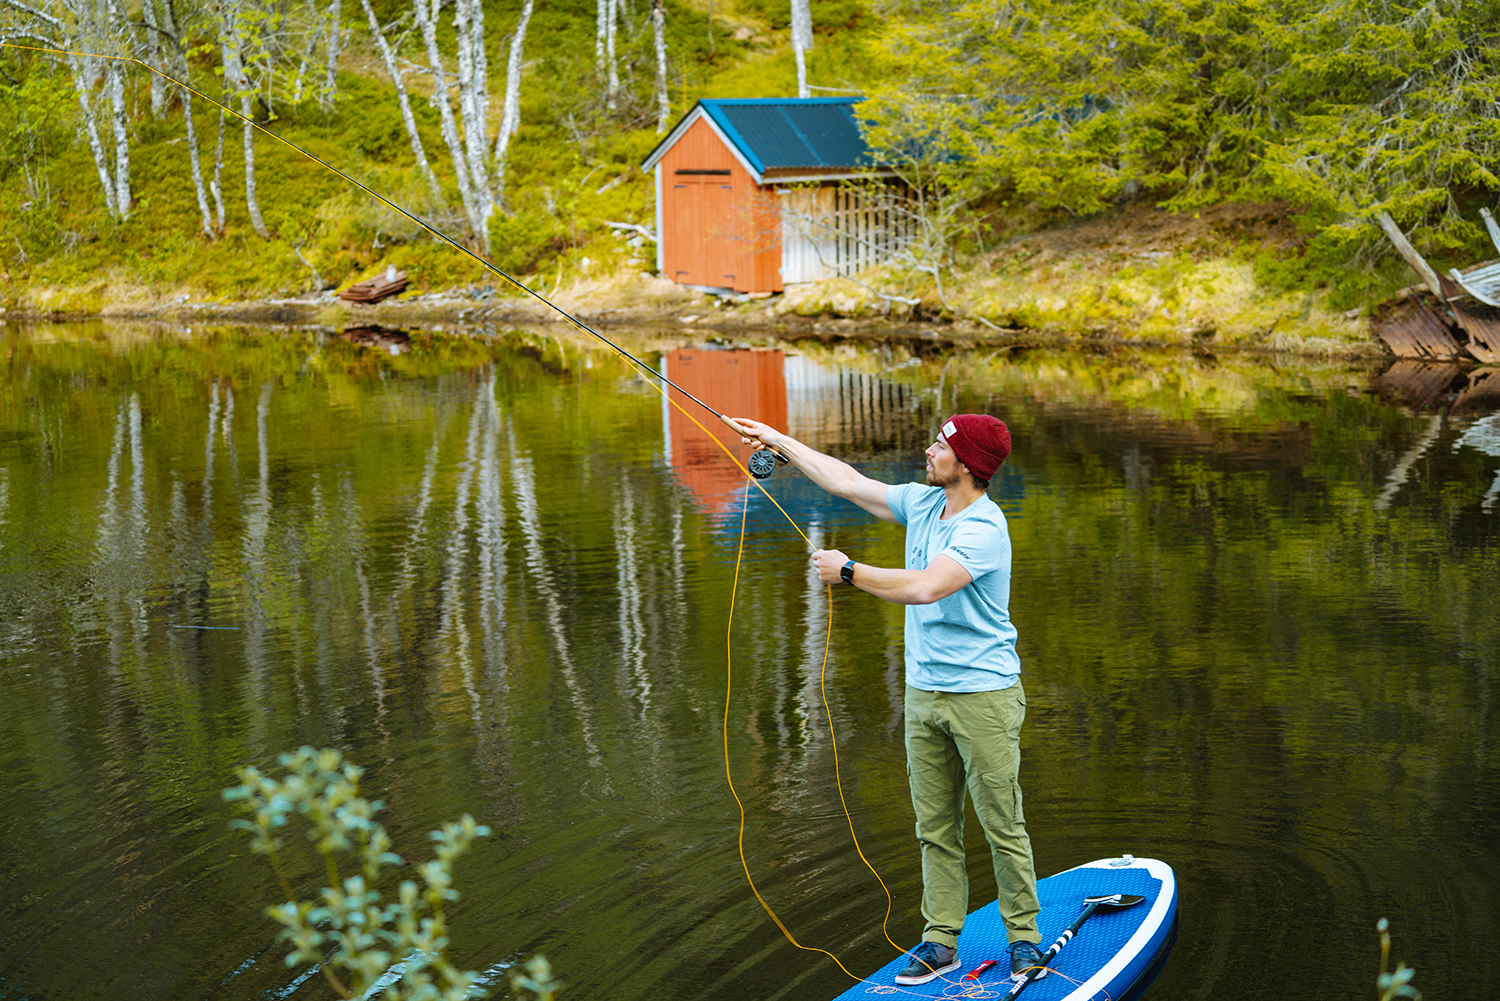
[926,464,961,487]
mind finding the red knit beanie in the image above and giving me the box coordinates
[941,414,1011,480]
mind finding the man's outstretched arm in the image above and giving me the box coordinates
[728,417,896,524]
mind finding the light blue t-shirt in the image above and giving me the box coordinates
[885,482,1020,693]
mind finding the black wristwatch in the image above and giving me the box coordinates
[840,560,856,585]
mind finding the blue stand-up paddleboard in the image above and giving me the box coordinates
[836,856,1177,1001]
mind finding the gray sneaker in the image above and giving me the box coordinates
[1009,940,1048,982]
[893,941,960,986]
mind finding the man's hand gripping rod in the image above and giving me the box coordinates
[719,415,790,480]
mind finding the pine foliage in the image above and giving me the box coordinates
[861,0,1500,259]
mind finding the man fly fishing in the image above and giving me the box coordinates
[730,413,1046,986]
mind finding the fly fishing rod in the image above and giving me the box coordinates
[0,42,793,479]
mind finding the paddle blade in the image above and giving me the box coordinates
[1082,893,1146,908]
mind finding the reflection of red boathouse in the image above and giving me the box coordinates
[662,348,787,508]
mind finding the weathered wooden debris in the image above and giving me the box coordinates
[1374,211,1500,363]
[339,267,409,304]
[340,324,410,352]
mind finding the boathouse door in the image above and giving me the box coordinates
[668,174,740,289]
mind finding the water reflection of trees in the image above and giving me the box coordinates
[0,325,1496,1001]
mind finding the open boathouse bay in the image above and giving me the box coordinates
[0,323,1496,1001]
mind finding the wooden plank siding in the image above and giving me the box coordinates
[778,182,913,284]
[658,118,784,293]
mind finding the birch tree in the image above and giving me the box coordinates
[789,0,811,98]
[220,0,270,238]
[412,0,486,244]
[156,0,215,236]
[453,0,491,216]
[211,106,226,230]
[177,78,215,238]
[359,0,442,202]
[0,0,130,218]
[594,0,607,76]
[604,0,619,110]
[320,0,342,109]
[139,0,167,116]
[101,0,131,213]
[290,0,318,100]
[652,0,668,132]
[493,0,534,197]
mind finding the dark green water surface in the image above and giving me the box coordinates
[1,322,1497,1001]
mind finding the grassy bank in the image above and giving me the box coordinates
[0,0,1413,355]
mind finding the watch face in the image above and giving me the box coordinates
[841,561,854,583]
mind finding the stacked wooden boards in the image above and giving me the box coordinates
[833,856,1177,1001]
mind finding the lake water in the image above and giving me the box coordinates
[1,321,1496,1001]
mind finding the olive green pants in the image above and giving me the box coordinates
[904,683,1041,949]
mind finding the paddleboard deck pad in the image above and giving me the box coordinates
[834,855,1177,1001]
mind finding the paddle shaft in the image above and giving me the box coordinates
[1006,902,1104,998]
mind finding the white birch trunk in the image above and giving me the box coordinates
[360,0,442,202]
[652,0,668,133]
[322,0,343,109]
[211,105,227,231]
[595,0,606,75]
[292,3,319,103]
[790,0,812,98]
[222,5,269,238]
[180,86,215,238]
[140,0,167,116]
[414,0,485,243]
[240,93,269,238]
[493,0,533,197]
[68,54,120,218]
[156,0,214,237]
[454,0,491,226]
[103,0,131,216]
[105,56,131,215]
[605,0,618,111]
[470,0,487,136]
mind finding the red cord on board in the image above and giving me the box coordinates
[963,960,1000,981]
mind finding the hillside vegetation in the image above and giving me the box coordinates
[2,0,1497,349]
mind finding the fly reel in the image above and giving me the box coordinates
[748,448,789,480]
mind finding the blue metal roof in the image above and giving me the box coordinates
[700,98,873,172]
[643,98,878,177]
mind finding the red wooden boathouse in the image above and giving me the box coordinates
[641,98,909,294]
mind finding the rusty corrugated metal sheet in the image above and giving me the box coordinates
[1451,366,1500,412]
[1371,360,1466,408]
[1369,292,1466,360]
[1443,298,1500,364]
